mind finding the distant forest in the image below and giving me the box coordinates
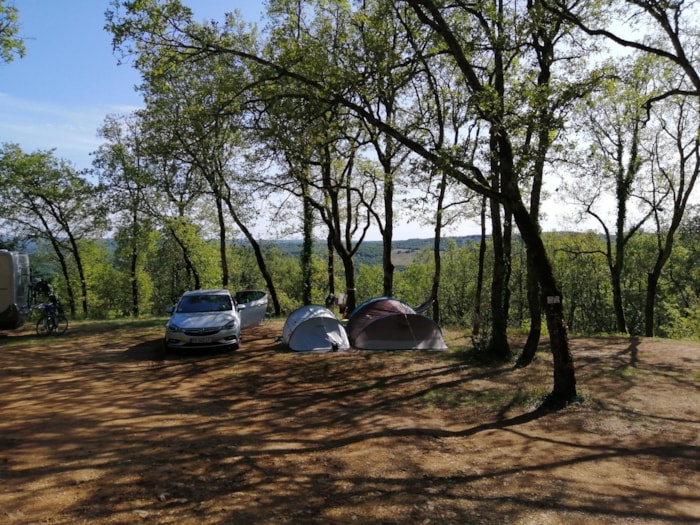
[267,237,482,268]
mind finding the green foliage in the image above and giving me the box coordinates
[0,1,25,63]
[15,226,700,339]
[620,234,657,335]
[80,240,120,319]
[655,217,700,339]
[355,264,383,304]
[394,252,434,306]
[437,240,488,327]
[546,232,615,334]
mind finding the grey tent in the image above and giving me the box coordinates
[346,297,447,350]
[282,305,350,352]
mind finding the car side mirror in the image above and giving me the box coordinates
[166,306,174,314]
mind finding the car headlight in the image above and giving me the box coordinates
[166,322,183,333]
[223,319,238,330]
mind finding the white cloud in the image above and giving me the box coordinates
[0,93,141,169]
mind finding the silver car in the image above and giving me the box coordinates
[164,289,254,352]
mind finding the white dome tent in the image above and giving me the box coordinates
[282,305,350,353]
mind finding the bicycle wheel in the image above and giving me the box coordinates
[54,314,68,335]
[36,317,50,336]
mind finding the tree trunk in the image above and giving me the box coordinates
[611,263,627,333]
[130,234,139,317]
[338,250,357,313]
[169,224,201,290]
[509,189,577,406]
[382,169,395,298]
[430,172,447,325]
[516,248,541,368]
[488,128,511,360]
[644,242,674,337]
[215,195,229,288]
[489,195,511,360]
[612,171,631,333]
[327,232,335,296]
[516,0,558,366]
[503,208,513,325]
[47,233,77,317]
[645,229,677,337]
[644,272,658,337]
[473,196,487,336]
[64,231,89,316]
[221,193,282,316]
[129,207,139,317]
[301,191,314,305]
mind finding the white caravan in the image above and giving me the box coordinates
[0,250,31,330]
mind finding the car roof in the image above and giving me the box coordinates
[181,289,231,297]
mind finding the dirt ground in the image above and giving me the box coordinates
[0,318,698,525]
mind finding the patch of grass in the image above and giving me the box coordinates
[59,317,167,338]
[603,366,641,380]
[448,345,516,367]
[421,385,553,411]
[421,387,507,409]
[509,388,552,409]
[1,317,169,348]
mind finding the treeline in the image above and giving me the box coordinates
[5,225,700,343]
[263,236,480,266]
[3,0,700,406]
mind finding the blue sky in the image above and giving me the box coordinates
[0,0,262,170]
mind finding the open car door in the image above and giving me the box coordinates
[235,290,268,328]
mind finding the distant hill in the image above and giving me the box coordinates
[265,236,483,267]
[8,235,483,270]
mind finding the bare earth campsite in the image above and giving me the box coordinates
[1,319,698,525]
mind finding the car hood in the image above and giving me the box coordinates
[170,311,238,329]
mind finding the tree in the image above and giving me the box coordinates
[665,209,700,337]
[350,1,421,297]
[96,110,215,298]
[0,144,109,316]
[94,114,158,317]
[644,92,700,336]
[543,0,700,339]
[255,0,378,313]
[0,0,24,63]
[562,57,657,334]
[119,18,284,314]
[547,0,700,95]
[399,0,577,400]
[405,49,486,326]
[269,112,374,313]
[513,0,600,366]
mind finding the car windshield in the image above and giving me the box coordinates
[177,295,232,313]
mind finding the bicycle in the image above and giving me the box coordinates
[35,303,68,336]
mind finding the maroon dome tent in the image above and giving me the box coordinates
[346,297,447,350]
